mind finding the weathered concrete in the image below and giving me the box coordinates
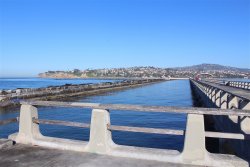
[190,79,250,162]
[14,105,43,144]
[199,80,250,100]
[181,114,209,164]
[8,104,248,167]
[0,139,13,149]
[227,81,250,90]
[0,144,198,167]
[86,109,116,154]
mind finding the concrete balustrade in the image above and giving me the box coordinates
[227,81,250,90]
[201,79,250,90]
[190,79,250,161]
[7,102,248,167]
[192,80,250,129]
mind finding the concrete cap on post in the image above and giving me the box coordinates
[181,114,210,165]
[240,102,250,134]
[86,109,116,154]
[9,104,42,144]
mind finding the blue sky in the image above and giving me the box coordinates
[0,0,249,77]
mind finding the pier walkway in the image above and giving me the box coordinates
[0,142,194,167]
[198,80,250,100]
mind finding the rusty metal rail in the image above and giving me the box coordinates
[32,118,90,128]
[21,100,250,117]
[0,118,18,126]
[31,118,250,140]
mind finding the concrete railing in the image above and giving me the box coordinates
[227,81,250,90]
[201,79,250,90]
[190,79,250,161]
[1,100,248,166]
[191,80,250,133]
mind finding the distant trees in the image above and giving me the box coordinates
[73,69,82,76]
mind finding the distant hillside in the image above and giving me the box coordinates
[39,64,250,79]
[174,63,250,72]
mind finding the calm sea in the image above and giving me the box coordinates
[0,78,119,90]
[0,78,193,151]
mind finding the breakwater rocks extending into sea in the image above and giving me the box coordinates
[0,79,164,108]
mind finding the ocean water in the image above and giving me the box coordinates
[0,78,119,90]
[0,79,193,151]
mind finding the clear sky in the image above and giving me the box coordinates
[0,0,249,77]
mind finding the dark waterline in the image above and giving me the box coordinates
[0,80,193,151]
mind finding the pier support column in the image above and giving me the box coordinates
[228,96,239,123]
[86,109,115,154]
[10,105,42,144]
[208,87,212,98]
[220,92,228,109]
[215,90,221,107]
[181,114,209,164]
[239,101,250,134]
[211,89,217,103]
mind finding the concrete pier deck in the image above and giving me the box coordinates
[190,79,250,162]
[0,143,197,167]
[199,80,250,100]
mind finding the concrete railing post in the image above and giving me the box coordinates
[228,96,239,123]
[211,89,217,103]
[239,101,250,134]
[220,92,228,109]
[86,109,115,154]
[215,90,221,107]
[181,114,209,164]
[10,104,42,144]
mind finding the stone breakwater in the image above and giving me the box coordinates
[0,79,164,108]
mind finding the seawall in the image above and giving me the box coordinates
[0,79,164,108]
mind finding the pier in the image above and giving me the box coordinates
[1,79,250,166]
[190,79,250,161]
[0,101,249,166]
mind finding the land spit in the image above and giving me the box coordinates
[0,79,164,108]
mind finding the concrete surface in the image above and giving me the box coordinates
[0,139,13,149]
[9,104,248,167]
[200,81,250,100]
[0,144,198,167]
[190,80,250,162]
